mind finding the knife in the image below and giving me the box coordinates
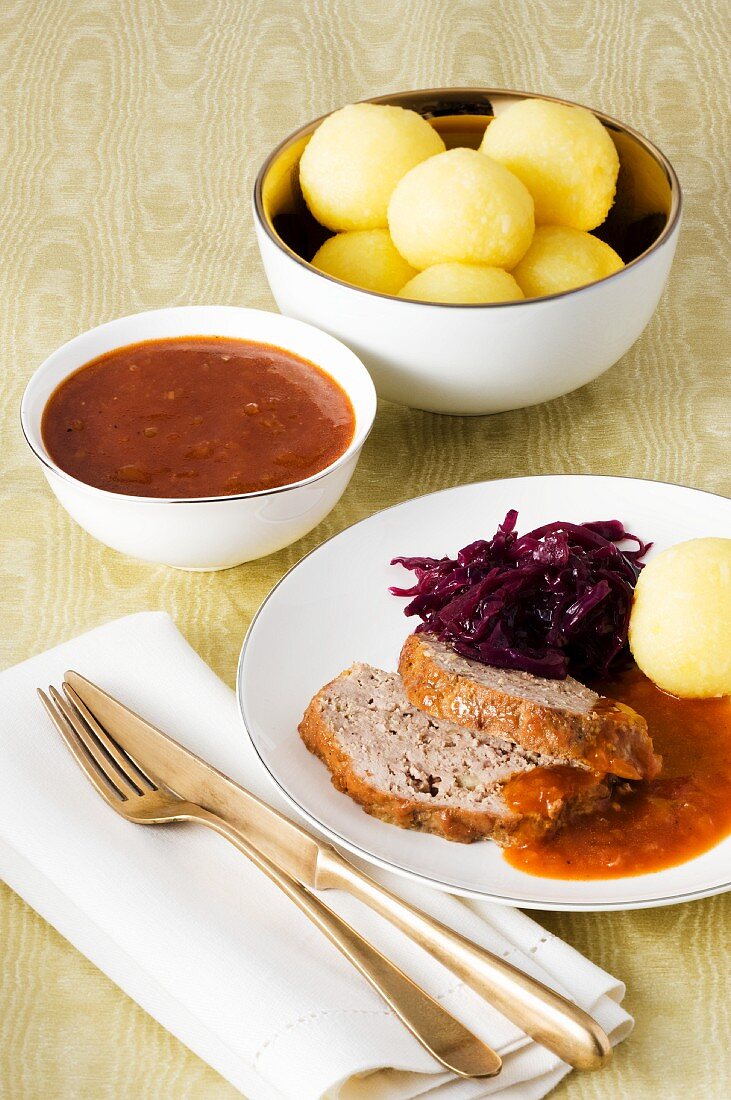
[65,669,611,1071]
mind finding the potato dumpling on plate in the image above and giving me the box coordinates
[629,538,731,698]
[299,103,445,232]
[311,229,417,295]
[512,225,624,297]
[388,148,534,270]
[399,262,524,303]
[480,99,620,231]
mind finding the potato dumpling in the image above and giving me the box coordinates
[629,538,731,698]
[512,225,624,297]
[480,100,620,230]
[299,103,445,232]
[311,229,417,295]
[388,148,534,271]
[399,262,524,304]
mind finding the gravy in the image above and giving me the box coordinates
[504,668,731,879]
[42,337,355,498]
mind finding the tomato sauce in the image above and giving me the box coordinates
[502,765,605,817]
[504,668,731,879]
[42,337,355,498]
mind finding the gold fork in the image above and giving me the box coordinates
[38,683,501,1080]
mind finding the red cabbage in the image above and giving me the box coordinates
[390,510,651,681]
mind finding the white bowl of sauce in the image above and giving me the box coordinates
[21,306,377,569]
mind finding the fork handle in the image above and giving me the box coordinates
[188,806,500,1079]
[317,848,611,1071]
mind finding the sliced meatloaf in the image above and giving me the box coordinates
[299,664,613,845]
[399,633,661,781]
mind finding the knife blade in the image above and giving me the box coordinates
[65,669,329,889]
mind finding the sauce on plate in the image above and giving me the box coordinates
[503,668,731,878]
[42,337,355,498]
[502,765,604,817]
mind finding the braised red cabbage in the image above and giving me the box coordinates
[390,510,651,680]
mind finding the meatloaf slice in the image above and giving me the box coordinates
[399,633,661,781]
[299,664,612,845]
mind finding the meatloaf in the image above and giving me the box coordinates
[399,633,661,780]
[299,663,613,845]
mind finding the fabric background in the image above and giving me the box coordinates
[1,0,729,1097]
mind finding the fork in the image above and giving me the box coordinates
[38,683,501,1079]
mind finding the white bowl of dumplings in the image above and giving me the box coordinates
[254,88,681,416]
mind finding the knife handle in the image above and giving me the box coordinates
[316,848,610,1071]
[187,806,500,1079]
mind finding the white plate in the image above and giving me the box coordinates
[237,475,731,911]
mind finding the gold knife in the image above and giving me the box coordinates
[65,669,611,1071]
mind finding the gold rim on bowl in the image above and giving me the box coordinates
[254,86,682,309]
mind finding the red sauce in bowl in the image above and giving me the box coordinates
[504,668,731,879]
[41,337,356,498]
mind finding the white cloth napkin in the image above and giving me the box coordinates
[0,612,632,1099]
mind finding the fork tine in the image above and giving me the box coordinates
[61,683,157,792]
[38,689,127,806]
[48,686,142,800]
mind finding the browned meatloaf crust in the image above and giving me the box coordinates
[298,664,613,845]
[399,633,661,781]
